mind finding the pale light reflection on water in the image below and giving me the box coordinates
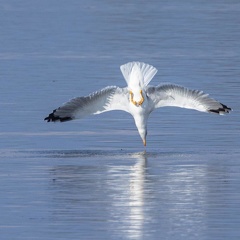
[107,153,146,239]
[22,150,236,240]
[48,151,148,239]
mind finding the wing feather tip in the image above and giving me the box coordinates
[208,103,232,115]
[44,109,73,122]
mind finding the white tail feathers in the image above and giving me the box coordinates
[120,62,158,87]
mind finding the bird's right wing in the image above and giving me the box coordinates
[147,84,231,115]
[44,86,129,122]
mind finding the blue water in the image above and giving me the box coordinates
[0,1,240,239]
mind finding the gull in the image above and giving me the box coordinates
[44,61,231,146]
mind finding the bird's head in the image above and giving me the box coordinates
[137,125,147,146]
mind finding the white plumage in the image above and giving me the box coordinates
[45,61,231,146]
[120,61,158,87]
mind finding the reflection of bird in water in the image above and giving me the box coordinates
[45,61,231,146]
[105,151,147,239]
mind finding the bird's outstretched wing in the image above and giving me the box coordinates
[45,86,129,122]
[147,84,231,115]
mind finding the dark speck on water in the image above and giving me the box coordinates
[0,1,239,240]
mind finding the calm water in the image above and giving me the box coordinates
[0,0,240,239]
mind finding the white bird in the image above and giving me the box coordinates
[45,61,231,146]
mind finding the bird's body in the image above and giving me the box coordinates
[45,61,231,146]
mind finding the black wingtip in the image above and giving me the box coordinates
[44,109,73,122]
[221,103,232,112]
[208,103,232,115]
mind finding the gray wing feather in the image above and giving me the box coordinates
[147,84,231,115]
[45,86,129,122]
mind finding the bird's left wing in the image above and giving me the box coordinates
[45,86,129,122]
[147,84,231,115]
